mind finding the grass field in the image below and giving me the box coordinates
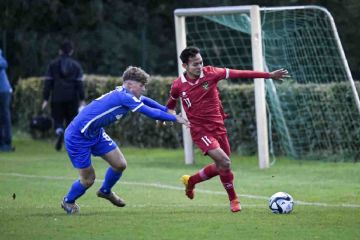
[0,136,359,240]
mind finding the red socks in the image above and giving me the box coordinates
[188,164,237,201]
[218,169,237,201]
[189,163,218,187]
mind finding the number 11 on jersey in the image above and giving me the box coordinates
[183,97,191,108]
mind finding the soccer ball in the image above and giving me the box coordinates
[268,192,294,214]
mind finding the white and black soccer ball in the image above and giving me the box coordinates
[268,192,294,214]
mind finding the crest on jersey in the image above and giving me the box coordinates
[202,81,209,90]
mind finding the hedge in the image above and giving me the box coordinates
[13,76,360,160]
[13,75,182,148]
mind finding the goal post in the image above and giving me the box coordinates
[174,15,194,165]
[250,6,270,169]
[174,5,360,165]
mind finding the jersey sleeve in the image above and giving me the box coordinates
[74,63,85,101]
[140,96,168,112]
[43,63,54,101]
[228,69,271,79]
[137,104,177,122]
[166,80,180,110]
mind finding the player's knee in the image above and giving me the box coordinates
[218,158,231,170]
[81,174,96,188]
[112,161,127,172]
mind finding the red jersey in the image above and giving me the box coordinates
[166,66,270,138]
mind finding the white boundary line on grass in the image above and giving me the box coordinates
[1,172,359,208]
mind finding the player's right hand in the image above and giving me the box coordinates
[270,68,289,81]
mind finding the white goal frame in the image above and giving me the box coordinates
[174,5,360,168]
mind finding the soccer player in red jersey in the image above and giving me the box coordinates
[166,46,288,213]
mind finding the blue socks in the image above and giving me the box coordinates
[64,167,122,203]
[64,179,87,203]
[99,167,122,194]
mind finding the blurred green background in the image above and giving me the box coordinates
[1,0,360,84]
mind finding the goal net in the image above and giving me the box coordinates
[175,6,360,162]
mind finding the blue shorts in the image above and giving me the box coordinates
[64,126,118,169]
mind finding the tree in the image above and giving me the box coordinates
[0,0,359,85]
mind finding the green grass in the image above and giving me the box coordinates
[0,137,359,240]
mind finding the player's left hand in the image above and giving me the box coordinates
[270,68,289,81]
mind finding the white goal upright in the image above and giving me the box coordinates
[174,5,360,167]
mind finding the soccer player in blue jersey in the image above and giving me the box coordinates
[61,66,189,214]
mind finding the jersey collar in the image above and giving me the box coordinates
[117,86,131,94]
[116,86,124,92]
[180,70,204,85]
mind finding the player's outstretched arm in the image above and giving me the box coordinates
[269,68,289,81]
[141,96,168,112]
[137,105,189,127]
[226,67,288,81]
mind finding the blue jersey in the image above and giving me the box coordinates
[68,86,176,138]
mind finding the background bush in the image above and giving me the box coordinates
[13,76,360,159]
[13,75,183,148]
